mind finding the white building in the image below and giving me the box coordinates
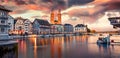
[74,24,87,33]
[24,19,32,34]
[14,17,32,35]
[0,5,12,39]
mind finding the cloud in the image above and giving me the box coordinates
[0,0,95,14]
[1,0,120,24]
[68,0,94,7]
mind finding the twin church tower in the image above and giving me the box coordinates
[50,9,62,24]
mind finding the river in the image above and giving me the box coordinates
[2,35,120,58]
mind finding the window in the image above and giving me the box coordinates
[2,12,5,16]
[1,28,5,32]
[1,20,5,24]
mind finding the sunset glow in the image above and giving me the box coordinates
[1,0,120,31]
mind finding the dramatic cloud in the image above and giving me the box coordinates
[1,0,120,31]
[68,0,94,7]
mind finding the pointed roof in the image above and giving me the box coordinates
[75,24,86,27]
[14,17,30,24]
[64,24,73,26]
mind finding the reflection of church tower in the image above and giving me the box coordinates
[50,9,62,24]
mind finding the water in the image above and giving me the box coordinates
[2,35,120,58]
[18,35,120,58]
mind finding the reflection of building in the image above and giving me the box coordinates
[50,9,62,24]
[0,5,12,39]
[64,24,73,33]
[108,17,120,28]
[74,24,87,33]
[33,19,50,34]
[50,24,64,34]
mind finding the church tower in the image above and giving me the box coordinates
[57,9,61,24]
[50,11,55,24]
[50,9,62,24]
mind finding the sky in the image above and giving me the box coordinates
[1,0,120,31]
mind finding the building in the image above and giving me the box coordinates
[13,17,32,35]
[50,9,62,24]
[108,17,120,28]
[64,24,73,33]
[14,17,24,35]
[74,24,87,33]
[24,19,32,34]
[8,15,14,31]
[33,19,50,34]
[0,5,12,39]
[50,24,64,34]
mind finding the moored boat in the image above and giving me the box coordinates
[97,35,110,44]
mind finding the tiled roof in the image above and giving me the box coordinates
[108,17,120,20]
[35,19,50,26]
[75,24,86,27]
[64,24,73,26]
[0,5,12,12]
[14,17,30,24]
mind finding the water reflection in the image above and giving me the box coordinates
[18,40,27,58]
[0,43,18,58]
[17,35,120,58]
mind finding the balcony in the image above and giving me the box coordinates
[108,17,120,28]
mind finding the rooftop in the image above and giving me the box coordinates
[64,24,73,26]
[0,5,12,12]
[75,24,86,27]
[34,19,50,26]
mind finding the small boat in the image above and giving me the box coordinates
[97,35,110,44]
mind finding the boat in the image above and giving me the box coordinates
[97,35,110,44]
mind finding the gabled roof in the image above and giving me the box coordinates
[14,17,30,24]
[108,17,120,20]
[34,19,50,26]
[75,24,86,27]
[64,24,73,26]
[0,5,12,12]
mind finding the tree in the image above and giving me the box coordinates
[91,30,96,33]
[86,25,91,33]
